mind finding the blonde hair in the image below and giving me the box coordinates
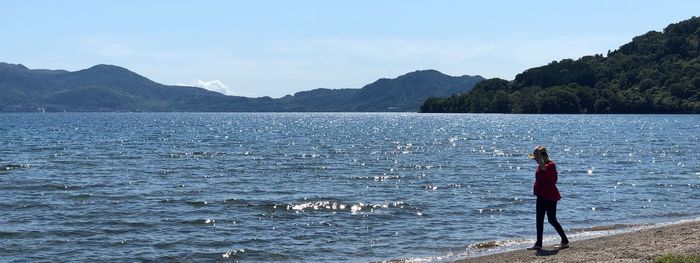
[529,145,552,162]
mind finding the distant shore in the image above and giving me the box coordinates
[452,220,700,263]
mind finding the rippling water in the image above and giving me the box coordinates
[1,113,698,262]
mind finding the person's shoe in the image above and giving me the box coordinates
[526,244,542,250]
[555,242,570,249]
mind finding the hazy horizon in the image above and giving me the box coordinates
[3,0,699,97]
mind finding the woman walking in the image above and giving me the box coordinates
[527,145,569,250]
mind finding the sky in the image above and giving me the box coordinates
[2,1,699,98]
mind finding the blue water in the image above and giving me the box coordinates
[1,113,698,262]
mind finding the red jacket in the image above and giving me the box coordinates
[534,161,561,201]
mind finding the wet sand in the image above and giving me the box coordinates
[453,220,700,263]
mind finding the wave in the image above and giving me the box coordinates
[569,223,645,233]
[0,230,44,239]
[180,218,217,225]
[152,248,298,262]
[436,217,700,262]
[242,198,417,215]
[222,198,251,206]
[348,175,404,181]
[0,231,20,238]
[185,200,210,207]
[1,163,30,171]
[277,199,418,215]
[163,151,231,159]
[221,248,246,259]
[101,220,154,228]
[164,197,422,215]
[1,201,52,209]
[31,184,86,191]
[67,193,96,201]
[468,238,529,250]
[2,182,110,192]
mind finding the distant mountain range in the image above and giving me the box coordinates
[0,63,483,112]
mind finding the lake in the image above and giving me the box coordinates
[1,113,698,262]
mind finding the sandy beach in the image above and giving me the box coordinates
[453,220,700,263]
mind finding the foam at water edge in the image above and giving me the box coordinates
[424,217,700,263]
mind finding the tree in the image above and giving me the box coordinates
[420,17,700,114]
[539,87,581,113]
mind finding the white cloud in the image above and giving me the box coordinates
[190,79,234,95]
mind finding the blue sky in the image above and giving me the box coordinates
[2,1,698,97]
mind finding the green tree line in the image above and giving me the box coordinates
[421,17,700,113]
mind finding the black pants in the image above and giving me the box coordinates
[535,196,569,246]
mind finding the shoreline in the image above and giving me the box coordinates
[451,219,700,263]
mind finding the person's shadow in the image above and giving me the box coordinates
[535,248,560,256]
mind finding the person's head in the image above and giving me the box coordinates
[528,145,551,162]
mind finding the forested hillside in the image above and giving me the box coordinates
[421,17,700,113]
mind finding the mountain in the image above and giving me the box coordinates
[421,16,700,114]
[349,70,483,111]
[274,88,359,111]
[274,70,484,111]
[0,63,483,112]
[0,63,237,112]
